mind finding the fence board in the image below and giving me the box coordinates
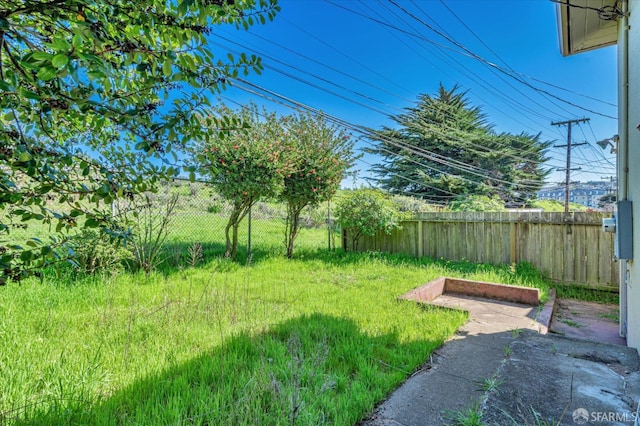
[344,212,618,289]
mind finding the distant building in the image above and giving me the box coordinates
[536,180,615,209]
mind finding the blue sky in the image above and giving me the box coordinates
[212,0,618,188]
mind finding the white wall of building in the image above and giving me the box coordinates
[620,0,640,349]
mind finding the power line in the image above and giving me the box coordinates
[385,0,616,120]
[231,77,546,191]
[326,0,616,120]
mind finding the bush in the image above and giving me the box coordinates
[392,194,439,212]
[448,195,506,212]
[335,189,402,251]
[206,202,222,214]
[120,193,179,275]
[66,229,131,274]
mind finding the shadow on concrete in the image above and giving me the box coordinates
[364,294,640,426]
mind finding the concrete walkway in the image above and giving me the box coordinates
[363,295,640,426]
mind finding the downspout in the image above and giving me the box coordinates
[618,0,629,338]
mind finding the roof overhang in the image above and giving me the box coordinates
[556,0,619,56]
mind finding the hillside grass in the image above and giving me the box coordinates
[0,248,561,425]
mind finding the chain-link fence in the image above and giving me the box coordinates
[2,177,338,273]
[150,177,338,261]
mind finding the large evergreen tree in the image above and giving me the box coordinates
[367,84,550,205]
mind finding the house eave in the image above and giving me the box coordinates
[556,0,619,56]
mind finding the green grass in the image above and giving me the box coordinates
[0,249,560,425]
[0,185,614,425]
[444,402,485,426]
[554,283,619,304]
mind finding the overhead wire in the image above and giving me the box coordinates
[231,77,547,190]
[208,2,613,199]
[326,0,616,120]
[402,0,566,122]
[385,0,608,119]
[365,0,561,125]
[216,0,567,162]
[221,84,551,207]
[213,29,558,171]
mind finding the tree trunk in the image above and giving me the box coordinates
[231,222,239,259]
[224,199,252,260]
[285,202,305,258]
[225,208,240,258]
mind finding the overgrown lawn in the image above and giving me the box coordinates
[1,251,554,425]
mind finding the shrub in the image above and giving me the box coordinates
[279,112,356,258]
[120,193,179,275]
[448,195,506,212]
[392,194,439,212]
[66,229,131,274]
[206,202,222,214]
[335,189,402,251]
[196,103,289,259]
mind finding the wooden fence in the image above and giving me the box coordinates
[343,212,618,289]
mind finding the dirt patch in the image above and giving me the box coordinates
[550,299,625,345]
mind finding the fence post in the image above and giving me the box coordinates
[327,200,332,251]
[509,221,517,264]
[417,219,424,258]
[247,204,252,262]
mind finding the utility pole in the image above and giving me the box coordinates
[552,118,589,213]
[601,175,615,195]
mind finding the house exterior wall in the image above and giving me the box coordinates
[621,0,640,349]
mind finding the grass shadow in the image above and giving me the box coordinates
[13,314,441,425]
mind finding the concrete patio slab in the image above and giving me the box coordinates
[363,288,639,426]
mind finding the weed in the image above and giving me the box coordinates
[554,284,619,304]
[504,345,512,357]
[188,242,203,267]
[474,374,504,395]
[497,405,559,426]
[121,193,179,275]
[598,311,619,323]
[444,401,486,426]
[511,328,523,338]
[560,319,583,328]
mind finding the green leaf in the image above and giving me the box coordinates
[19,250,33,262]
[37,66,58,81]
[19,88,41,100]
[51,54,69,69]
[18,152,31,162]
[32,51,52,61]
[162,59,172,77]
[85,218,99,228]
[50,38,71,51]
[72,34,83,47]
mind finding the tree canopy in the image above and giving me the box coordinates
[367,84,550,206]
[196,103,288,259]
[195,104,356,259]
[279,111,356,258]
[0,0,279,281]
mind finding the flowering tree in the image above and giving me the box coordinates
[197,103,289,259]
[280,113,356,258]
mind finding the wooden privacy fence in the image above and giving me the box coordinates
[343,212,618,289]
